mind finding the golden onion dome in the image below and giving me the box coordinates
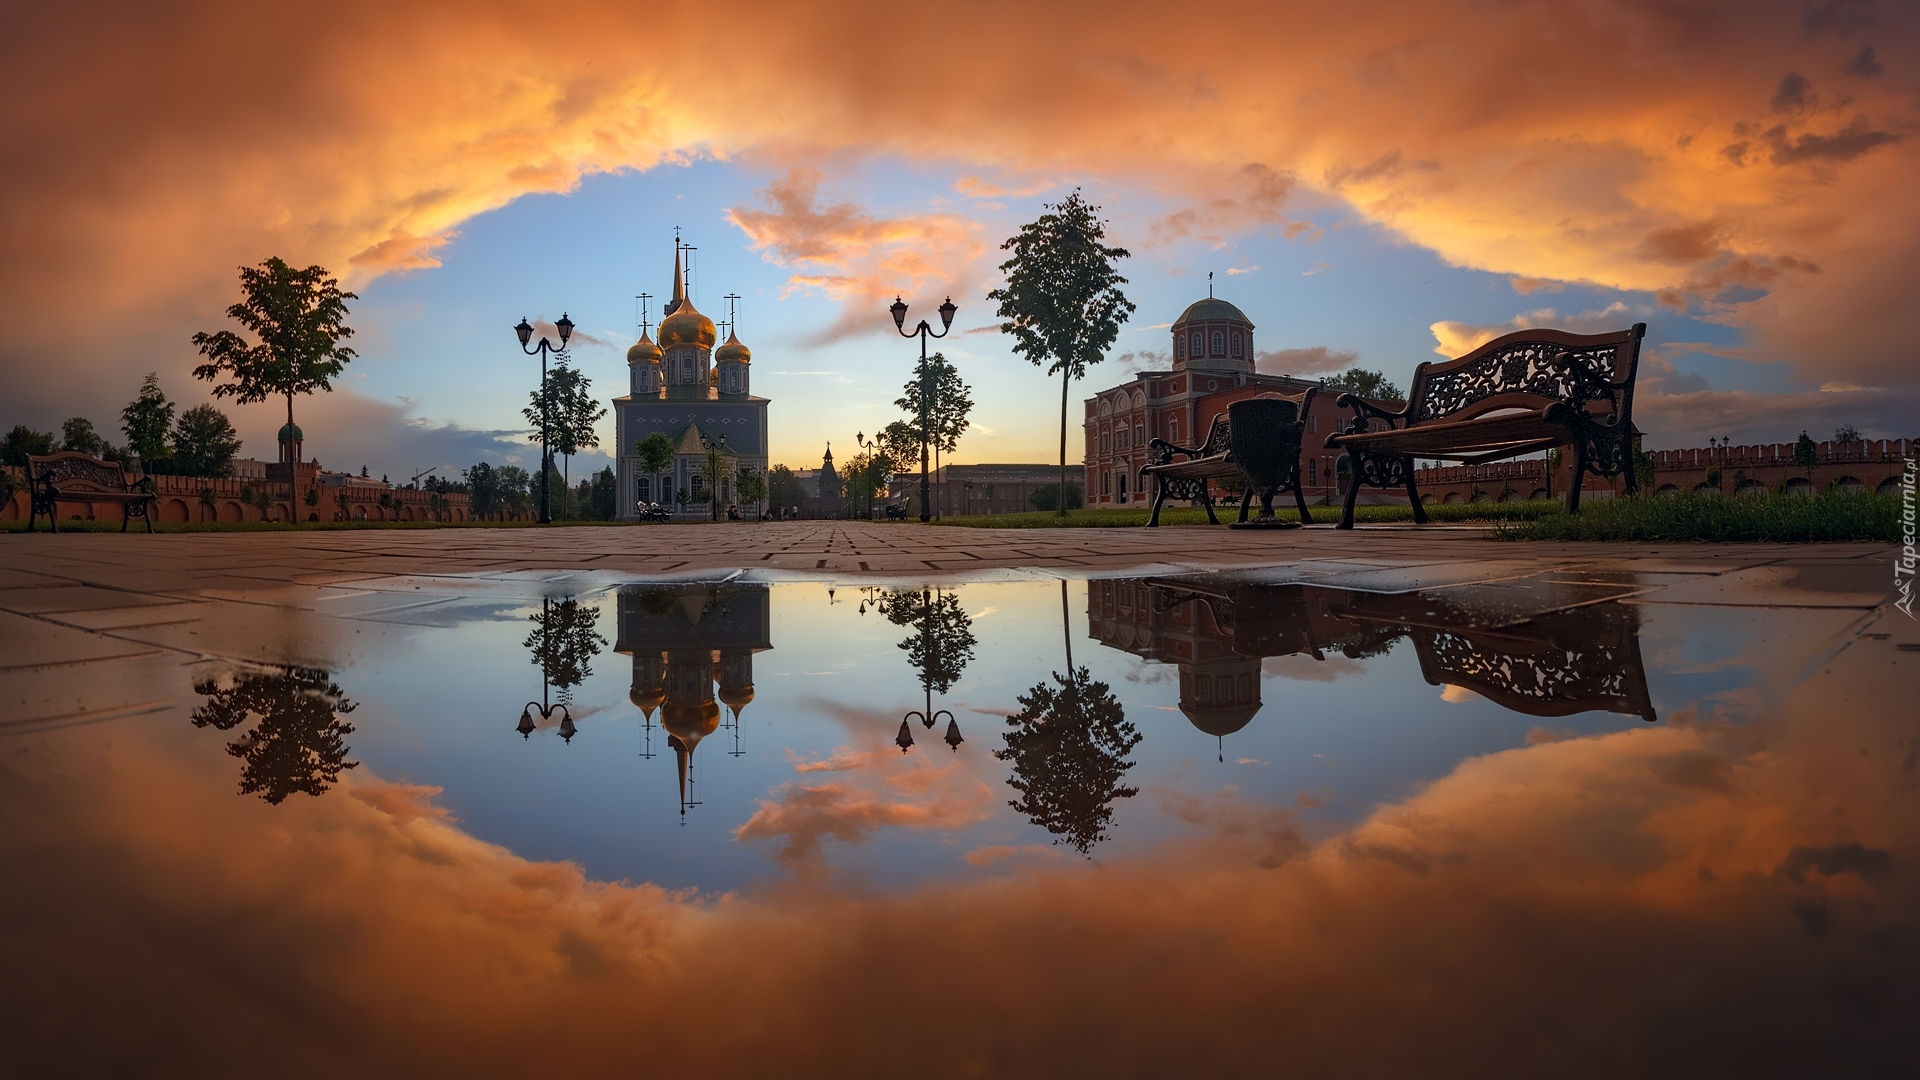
[626,332,662,365]
[660,699,721,740]
[714,330,751,365]
[659,301,717,350]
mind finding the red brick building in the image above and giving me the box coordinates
[1082,294,1386,508]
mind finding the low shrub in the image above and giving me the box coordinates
[1493,490,1899,542]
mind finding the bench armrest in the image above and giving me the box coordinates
[1329,391,1409,439]
[1147,436,1208,466]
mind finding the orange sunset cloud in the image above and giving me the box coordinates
[2,0,1913,419]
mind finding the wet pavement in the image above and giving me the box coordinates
[2,526,1915,1076]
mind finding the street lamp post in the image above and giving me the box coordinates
[855,430,878,520]
[514,313,574,525]
[699,430,728,522]
[889,295,956,523]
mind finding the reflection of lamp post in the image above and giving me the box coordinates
[894,587,963,753]
[889,295,957,523]
[516,596,578,742]
[514,313,574,525]
[699,430,727,522]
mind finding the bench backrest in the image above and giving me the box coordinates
[1406,324,1645,427]
[27,452,134,494]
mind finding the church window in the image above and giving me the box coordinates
[1168,416,1180,443]
[1190,331,1203,356]
[1230,331,1242,357]
[1175,337,1185,360]
[690,475,704,496]
[637,477,652,502]
[1211,331,1225,356]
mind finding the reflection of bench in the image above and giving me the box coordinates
[1323,324,1646,528]
[26,452,155,533]
[1142,389,1316,527]
[1334,592,1657,722]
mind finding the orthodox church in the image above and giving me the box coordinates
[613,242,771,519]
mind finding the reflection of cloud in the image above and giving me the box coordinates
[1439,684,1480,704]
[8,625,1915,1073]
[735,754,994,877]
[1261,653,1369,683]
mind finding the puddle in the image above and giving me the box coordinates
[3,569,1913,1074]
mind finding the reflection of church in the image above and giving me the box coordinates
[615,582,772,817]
[613,241,771,518]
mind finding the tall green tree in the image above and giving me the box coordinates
[989,191,1135,515]
[172,403,242,477]
[191,257,357,447]
[766,464,807,514]
[59,417,109,457]
[495,465,532,519]
[120,373,175,470]
[466,462,501,519]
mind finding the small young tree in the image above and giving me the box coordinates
[893,352,974,514]
[588,467,617,521]
[121,374,175,470]
[767,464,807,514]
[497,465,532,519]
[735,465,768,511]
[1833,423,1861,444]
[172,403,242,477]
[60,417,109,457]
[522,361,605,517]
[191,257,357,451]
[990,190,1135,515]
[636,431,677,506]
[199,487,218,522]
[1792,430,1819,480]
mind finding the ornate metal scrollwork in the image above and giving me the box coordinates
[1414,341,1621,423]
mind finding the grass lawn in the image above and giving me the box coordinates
[929,500,1563,529]
[1493,490,1901,543]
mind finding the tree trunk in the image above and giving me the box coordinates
[1058,364,1070,517]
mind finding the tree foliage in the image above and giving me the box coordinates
[191,257,357,435]
[172,403,242,478]
[1321,368,1404,402]
[190,666,358,804]
[1793,430,1819,475]
[60,417,109,457]
[988,190,1134,514]
[121,373,175,469]
[735,464,768,507]
[523,598,606,703]
[876,588,976,696]
[636,431,677,478]
[1027,482,1085,511]
[2,424,56,466]
[995,666,1141,855]
[894,351,974,458]
[1833,423,1862,444]
[767,464,808,513]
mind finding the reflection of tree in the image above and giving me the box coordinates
[523,597,606,703]
[995,666,1141,855]
[877,587,976,694]
[190,667,359,804]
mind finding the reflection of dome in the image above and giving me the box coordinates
[718,684,755,710]
[714,330,750,365]
[1179,701,1261,737]
[277,422,303,443]
[661,699,721,741]
[626,332,662,365]
[1174,297,1252,326]
[659,302,716,350]
[629,685,665,712]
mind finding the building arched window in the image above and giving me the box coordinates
[1190,331,1203,356]
[1211,331,1225,356]
[1175,336,1185,360]
[1230,331,1242,358]
[1168,415,1180,443]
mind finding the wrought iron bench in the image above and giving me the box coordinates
[26,452,156,532]
[1322,323,1646,528]
[1141,389,1318,528]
